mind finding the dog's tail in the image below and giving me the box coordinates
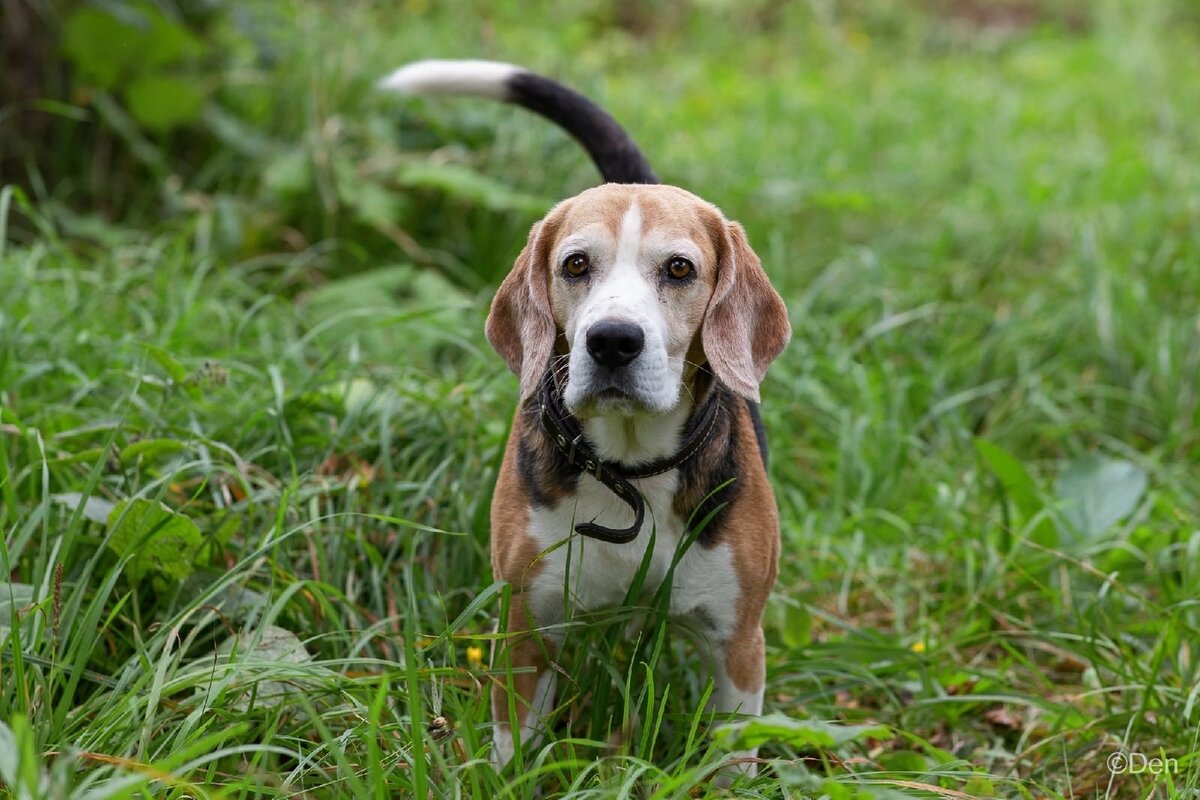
[378,59,658,185]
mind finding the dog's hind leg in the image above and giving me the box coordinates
[706,621,766,785]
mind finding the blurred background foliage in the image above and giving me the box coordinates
[5,0,1200,392]
[6,0,1197,289]
[3,2,1200,795]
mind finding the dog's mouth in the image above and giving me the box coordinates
[595,386,632,401]
[568,382,646,417]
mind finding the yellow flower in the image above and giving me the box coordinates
[466,646,484,668]
[911,641,926,654]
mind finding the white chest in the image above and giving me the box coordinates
[524,470,740,640]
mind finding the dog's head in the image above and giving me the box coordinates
[486,184,790,417]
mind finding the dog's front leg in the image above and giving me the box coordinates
[491,594,558,770]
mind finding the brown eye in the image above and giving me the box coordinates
[666,256,694,280]
[563,252,590,277]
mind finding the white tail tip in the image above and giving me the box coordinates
[377,59,522,101]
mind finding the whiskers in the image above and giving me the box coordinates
[677,358,712,405]
[550,354,571,387]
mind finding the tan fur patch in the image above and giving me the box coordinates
[491,409,545,588]
[721,400,781,692]
[545,184,723,271]
[490,411,554,733]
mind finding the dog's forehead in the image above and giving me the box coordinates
[550,185,723,260]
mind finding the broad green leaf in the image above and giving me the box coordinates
[106,498,202,582]
[125,74,206,131]
[0,583,35,638]
[963,775,998,796]
[823,779,912,799]
[217,625,313,709]
[61,8,140,88]
[877,749,932,773]
[974,439,1040,516]
[61,4,201,89]
[214,585,267,619]
[775,600,811,648]
[714,712,889,751]
[974,438,1056,545]
[139,9,203,70]
[0,717,30,792]
[778,768,913,799]
[50,492,115,524]
[1054,455,1148,540]
[222,624,311,664]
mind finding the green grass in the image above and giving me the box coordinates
[2,0,1200,797]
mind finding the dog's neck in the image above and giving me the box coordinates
[580,402,692,466]
[578,370,715,467]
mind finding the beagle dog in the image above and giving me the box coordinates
[381,60,791,777]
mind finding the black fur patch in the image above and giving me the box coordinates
[517,405,579,507]
[507,71,658,185]
[672,385,743,548]
[746,399,768,470]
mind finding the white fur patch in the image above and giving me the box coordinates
[525,468,741,639]
[614,202,643,266]
[562,202,682,415]
[507,466,747,775]
[378,59,520,100]
[492,669,557,768]
[712,678,765,783]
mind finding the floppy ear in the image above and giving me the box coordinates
[701,221,791,402]
[485,215,559,401]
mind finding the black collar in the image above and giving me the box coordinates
[538,369,721,544]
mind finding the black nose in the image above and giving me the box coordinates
[586,320,645,368]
